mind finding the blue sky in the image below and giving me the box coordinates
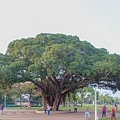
[0,0,120,96]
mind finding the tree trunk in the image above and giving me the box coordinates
[62,97,66,107]
[61,94,66,107]
[43,97,47,107]
[28,94,31,105]
[81,99,84,107]
[52,92,61,111]
[20,95,22,108]
[68,92,70,107]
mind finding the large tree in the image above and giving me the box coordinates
[0,33,120,110]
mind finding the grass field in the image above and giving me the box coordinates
[0,119,12,120]
[59,104,119,112]
[99,118,120,120]
[6,104,119,112]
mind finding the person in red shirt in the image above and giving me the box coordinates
[111,107,116,120]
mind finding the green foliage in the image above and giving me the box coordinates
[93,53,120,91]
[0,33,120,110]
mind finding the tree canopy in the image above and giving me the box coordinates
[0,33,120,110]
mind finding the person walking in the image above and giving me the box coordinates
[111,106,116,120]
[44,105,47,114]
[27,102,31,109]
[102,105,107,117]
[74,103,77,112]
[47,105,51,115]
[85,105,91,119]
[0,104,2,115]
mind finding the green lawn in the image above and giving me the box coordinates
[59,104,118,112]
[0,119,13,120]
[99,118,120,120]
[6,104,119,112]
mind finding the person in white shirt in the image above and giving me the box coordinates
[47,105,51,115]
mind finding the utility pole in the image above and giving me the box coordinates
[94,85,97,120]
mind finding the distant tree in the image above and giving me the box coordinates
[113,97,120,104]
[77,87,98,106]
[22,82,36,103]
[11,83,26,108]
[98,93,112,104]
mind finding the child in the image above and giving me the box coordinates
[111,106,116,120]
[85,105,90,119]
[47,105,51,115]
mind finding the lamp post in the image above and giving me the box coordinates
[89,84,98,120]
[94,85,98,120]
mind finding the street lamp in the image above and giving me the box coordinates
[89,84,98,120]
[94,84,98,120]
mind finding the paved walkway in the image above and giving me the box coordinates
[0,109,120,120]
